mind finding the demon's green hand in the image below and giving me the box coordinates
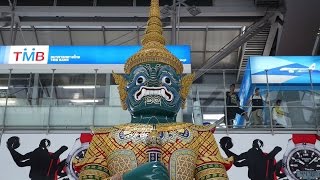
[123,161,169,180]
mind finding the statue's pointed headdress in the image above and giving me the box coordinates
[114,0,194,110]
[124,0,183,74]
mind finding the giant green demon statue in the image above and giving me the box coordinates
[77,0,233,179]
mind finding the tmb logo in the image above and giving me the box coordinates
[14,48,44,61]
[9,46,49,64]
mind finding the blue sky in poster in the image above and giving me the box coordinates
[250,56,320,74]
[250,56,320,84]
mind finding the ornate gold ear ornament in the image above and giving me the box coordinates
[112,71,128,110]
[180,73,195,108]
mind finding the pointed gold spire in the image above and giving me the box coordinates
[124,0,183,74]
[141,0,165,46]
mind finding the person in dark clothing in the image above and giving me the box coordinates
[226,84,249,127]
[247,88,268,127]
[219,136,282,180]
[7,136,68,180]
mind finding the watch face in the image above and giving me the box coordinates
[285,144,320,180]
[66,142,89,180]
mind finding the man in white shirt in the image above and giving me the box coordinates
[247,88,267,127]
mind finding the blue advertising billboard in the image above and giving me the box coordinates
[0,45,191,65]
[250,56,320,84]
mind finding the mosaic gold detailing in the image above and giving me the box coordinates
[78,124,232,179]
[112,71,128,110]
[180,73,195,108]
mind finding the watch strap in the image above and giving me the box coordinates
[80,133,93,144]
[292,134,317,144]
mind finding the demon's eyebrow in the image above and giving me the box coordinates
[132,66,149,75]
[159,70,178,82]
[159,66,175,76]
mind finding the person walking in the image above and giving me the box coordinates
[226,84,249,127]
[247,88,267,127]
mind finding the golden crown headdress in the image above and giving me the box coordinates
[114,0,194,110]
[123,0,184,74]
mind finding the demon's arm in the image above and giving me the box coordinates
[195,129,233,180]
[76,134,112,180]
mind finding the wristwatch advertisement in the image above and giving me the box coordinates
[283,134,320,180]
[66,133,92,180]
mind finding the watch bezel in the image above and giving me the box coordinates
[66,138,90,180]
[283,142,320,180]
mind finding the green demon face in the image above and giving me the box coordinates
[125,63,182,122]
[113,62,194,124]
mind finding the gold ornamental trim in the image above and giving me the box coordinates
[93,123,217,134]
[190,124,216,132]
[124,0,184,74]
[111,123,193,132]
[180,73,195,108]
[124,53,183,74]
[112,71,128,110]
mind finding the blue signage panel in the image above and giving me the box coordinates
[0,46,11,64]
[250,56,320,84]
[0,45,191,65]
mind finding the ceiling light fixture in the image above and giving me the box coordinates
[70,99,101,103]
[73,93,80,99]
[0,86,8,90]
[0,99,16,105]
[60,85,100,89]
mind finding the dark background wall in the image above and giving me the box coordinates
[276,0,320,55]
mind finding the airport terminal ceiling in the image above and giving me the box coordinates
[0,0,319,73]
[0,0,283,70]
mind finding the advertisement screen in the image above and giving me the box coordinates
[250,56,320,84]
[1,133,319,180]
[0,45,191,65]
[0,45,191,73]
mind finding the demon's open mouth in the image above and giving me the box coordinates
[134,86,173,102]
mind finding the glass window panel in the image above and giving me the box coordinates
[178,30,205,51]
[105,30,138,45]
[70,31,104,45]
[206,29,240,51]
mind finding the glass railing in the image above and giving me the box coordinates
[0,68,318,132]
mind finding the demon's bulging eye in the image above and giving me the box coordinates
[136,76,146,85]
[162,76,172,85]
